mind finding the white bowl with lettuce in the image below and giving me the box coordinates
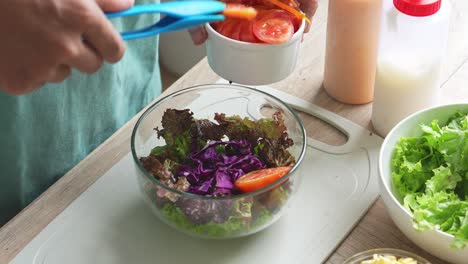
[379,103,468,264]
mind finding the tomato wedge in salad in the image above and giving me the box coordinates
[235,166,292,193]
[252,9,294,44]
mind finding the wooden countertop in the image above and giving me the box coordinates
[1,0,467,263]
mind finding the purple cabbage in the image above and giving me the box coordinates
[178,140,265,196]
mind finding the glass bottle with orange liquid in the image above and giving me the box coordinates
[323,0,383,105]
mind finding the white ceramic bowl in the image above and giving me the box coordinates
[205,19,305,85]
[379,103,468,264]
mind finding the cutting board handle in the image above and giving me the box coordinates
[248,86,380,154]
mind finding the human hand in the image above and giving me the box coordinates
[188,0,318,45]
[298,0,318,32]
[0,0,134,95]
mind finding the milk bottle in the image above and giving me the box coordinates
[371,0,451,136]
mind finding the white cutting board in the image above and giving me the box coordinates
[11,85,383,264]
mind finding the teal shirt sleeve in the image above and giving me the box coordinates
[0,1,161,225]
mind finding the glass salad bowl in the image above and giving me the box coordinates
[131,84,307,239]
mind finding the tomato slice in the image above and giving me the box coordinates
[216,21,227,35]
[216,19,238,39]
[258,9,300,31]
[239,20,260,43]
[210,21,223,31]
[235,166,292,193]
[230,22,242,41]
[252,10,294,44]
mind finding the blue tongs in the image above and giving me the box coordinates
[106,1,226,40]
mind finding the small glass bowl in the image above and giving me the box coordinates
[344,248,431,264]
[131,84,307,239]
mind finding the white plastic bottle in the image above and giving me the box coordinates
[371,0,450,137]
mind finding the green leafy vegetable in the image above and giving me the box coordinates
[161,201,273,237]
[392,111,468,248]
[405,191,468,249]
[140,155,175,183]
[256,138,295,167]
[214,111,295,167]
[259,185,289,213]
[426,166,462,194]
[155,109,194,161]
[391,136,441,198]
[214,111,293,146]
[193,119,226,141]
[156,109,194,145]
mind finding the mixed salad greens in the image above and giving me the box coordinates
[140,109,296,237]
[391,112,468,248]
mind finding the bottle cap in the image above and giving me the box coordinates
[393,0,442,17]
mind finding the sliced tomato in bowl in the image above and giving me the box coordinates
[212,3,302,44]
[254,9,300,29]
[217,18,238,40]
[210,21,224,31]
[239,20,260,42]
[252,9,294,44]
[230,21,242,41]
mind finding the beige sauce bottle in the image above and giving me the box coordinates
[323,0,383,105]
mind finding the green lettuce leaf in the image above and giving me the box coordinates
[150,132,192,163]
[214,111,292,146]
[193,119,225,141]
[426,166,462,194]
[156,109,194,145]
[256,138,296,167]
[152,109,196,163]
[391,136,440,198]
[161,202,272,237]
[455,178,468,200]
[259,186,289,213]
[423,113,467,176]
[214,111,295,167]
[404,191,468,249]
[453,211,468,249]
[153,109,224,162]
[140,155,175,182]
